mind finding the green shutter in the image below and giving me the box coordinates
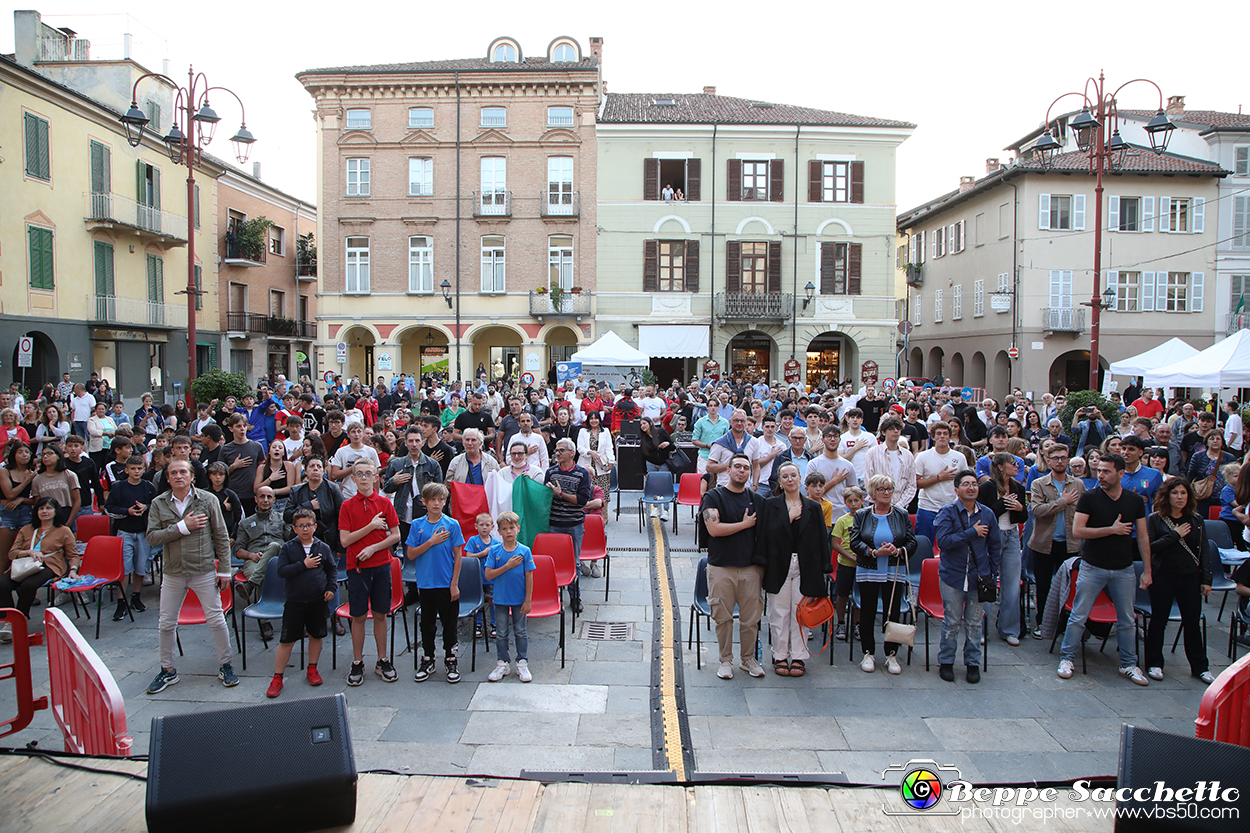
[28,227,53,289]
[194,264,203,310]
[137,159,146,204]
[194,183,201,229]
[151,165,161,210]
[90,140,110,193]
[94,240,115,295]
[24,113,49,180]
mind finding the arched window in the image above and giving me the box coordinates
[551,43,576,62]
[492,43,517,62]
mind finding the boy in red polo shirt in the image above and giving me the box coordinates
[337,458,400,686]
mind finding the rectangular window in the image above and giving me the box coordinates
[547,156,573,208]
[819,242,862,295]
[822,161,849,203]
[1048,195,1072,230]
[346,158,370,196]
[345,109,371,129]
[229,283,247,313]
[1115,196,1141,232]
[951,221,965,253]
[408,157,433,197]
[975,213,985,246]
[934,289,943,323]
[549,235,573,291]
[658,241,684,292]
[270,289,286,318]
[973,279,984,317]
[345,237,370,293]
[741,241,768,292]
[741,161,769,201]
[1116,271,1140,312]
[1233,276,1250,311]
[481,235,505,292]
[481,107,506,127]
[24,112,50,180]
[1236,146,1249,176]
[1168,198,1191,233]
[1166,272,1189,312]
[933,226,946,257]
[408,236,433,293]
[480,157,507,213]
[27,226,54,289]
[547,106,574,127]
[998,272,1010,294]
[952,285,963,320]
[1235,196,1250,248]
[1049,270,1073,310]
[268,226,285,257]
[94,240,115,298]
[144,99,162,133]
[999,202,1010,239]
[89,140,111,220]
[912,292,922,326]
[408,107,434,128]
[645,158,702,201]
[146,254,165,325]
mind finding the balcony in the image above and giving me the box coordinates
[540,190,580,218]
[715,292,794,322]
[529,290,592,319]
[473,190,512,218]
[88,295,188,329]
[223,234,266,267]
[85,192,188,245]
[296,260,317,281]
[905,264,923,286]
[226,312,314,339]
[1042,307,1086,334]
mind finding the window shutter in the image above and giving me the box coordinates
[90,140,110,193]
[1157,272,1167,311]
[725,241,741,291]
[29,227,53,289]
[913,292,922,325]
[24,114,49,179]
[1108,195,1119,231]
[1142,196,1154,232]
[767,240,783,291]
[957,219,966,251]
[194,183,201,229]
[947,224,955,254]
[684,240,700,291]
[1106,270,1118,298]
[1159,197,1170,233]
[643,240,659,292]
[1073,194,1086,230]
[1048,270,1062,308]
[768,159,784,202]
[1193,197,1205,233]
[820,242,836,294]
[727,159,742,201]
[809,160,823,202]
[686,159,701,201]
[1236,197,1250,247]
[1142,271,1156,311]
[917,231,926,264]
[136,159,146,203]
[1039,193,1051,229]
[850,161,865,204]
[1192,272,1204,312]
[151,165,161,210]
[194,264,203,310]
[846,242,862,295]
[94,240,115,296]
[643,158,659,200]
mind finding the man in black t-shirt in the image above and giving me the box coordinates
[700,453,766,680]
[902,402,929,454]
[453,392,495,446]
[858,387,887,434]
[1057,453,1152,686]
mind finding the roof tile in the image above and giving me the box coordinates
[599,92,913,128]
[299,57,598,75]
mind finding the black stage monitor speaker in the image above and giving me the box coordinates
[618,419,640,440]
[146,693,356,833]
[1115,724,1250,831]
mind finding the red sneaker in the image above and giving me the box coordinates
[306,664,323,686]
[266,674,284,698]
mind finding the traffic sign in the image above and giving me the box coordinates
[17,336,32,369]
[897,320,914,336]
[961,387,974,401]
[323,371,335,386]
[520,372,535,386]
[882,378,897,390]
[336,341,347,364]
[1008,346,1020,360]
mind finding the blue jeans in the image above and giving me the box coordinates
[118,530,152,577]
[550,522,582,598]
[994,525,1022,639]
[495,603,528,662]
[1059,564,1138,668]
[939,579,983,667]
[73,421,88,440]
[915,508,938,546]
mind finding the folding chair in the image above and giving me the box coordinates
[457,557,489,672]
[689,556,712,670]
[637,471,677,534]
[676,473,703,523]
[175,584,240,657]
[1048,569,1116,674]
[917,558,944,671]
[580,513,609,600]
[533,532,578,631]
[241,558,288,671]
[331,557,410,670]
[528,554,565,668]
[1209,540,1237,621]
[74,514,111,545]
[62,536,128,639]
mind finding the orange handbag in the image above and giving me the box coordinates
[795,596,836,654]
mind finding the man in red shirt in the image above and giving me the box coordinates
[580,384,606,422]
[1130,388,1165,421]
[337,458,400,686]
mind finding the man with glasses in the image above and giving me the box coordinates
[1029,443,1083,637]
[545,439,592,608]
[708,409,760,489]
[767,427,816,494]
[338,459,401,687]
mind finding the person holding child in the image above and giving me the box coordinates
[266,508,337,697]
[484,510,536,682]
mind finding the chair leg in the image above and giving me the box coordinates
[559,608,566,668]
[95,590,102,639]
[604,553,610,601]
[332,618,337,670]
[242,618,248,671]
[470,618,477,673]
[924,615,930,671]
[694,609,701,671]
[176,630,183,657]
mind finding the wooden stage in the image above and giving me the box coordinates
[0,753,1113,832]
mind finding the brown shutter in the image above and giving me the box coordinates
[643,240,659,292]
[686,158,701,201]
[684,240,700,291]
[820,242,836,294]
[644,158,659,200]
[725,241,741,292]
[769,159,784,202]
[727,159,741,202]
[767,240,783,292]
[809,160,823,202]
[847,243,863,295]
[850,161,865,204]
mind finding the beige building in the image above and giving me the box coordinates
[297,36,600,387]
[897,136,1227,396]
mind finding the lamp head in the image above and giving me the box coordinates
[1070,108,1101,153]
[1144,109,1176,154]
[1033,129,1062,167]
[229,124,256,163]
[121,102,150,147]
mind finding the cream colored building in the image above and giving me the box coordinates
[297,36,600,387]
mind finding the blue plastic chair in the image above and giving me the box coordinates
[1208,541,1237,621]
[908,536,931,593]
[638,471,677,533]
[1132,561,1207,659]
[689,557,712,670]
[241,558,288,671]
[457,558,488,672]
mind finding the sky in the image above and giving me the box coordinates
[10,1,1245,209]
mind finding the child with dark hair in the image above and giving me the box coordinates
[265,508,336,698]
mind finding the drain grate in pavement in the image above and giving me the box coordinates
[578,621,634,641]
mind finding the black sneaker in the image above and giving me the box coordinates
[445,657,460,684]
[347,661,365,686]
[375,658,398,683]
[129,593,146,613]
[112,598,129,621]
[939,664,955,682]
[570,596,584,615]
[966,665,981,684]
[146,668,179,694]
[415,656,435,682]
[259,621,274,641]
[835,622,847,642]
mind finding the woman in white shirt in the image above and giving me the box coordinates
[86,402,116,469]
[576,410,615,493]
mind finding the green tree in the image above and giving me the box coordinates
[189,368,251,406]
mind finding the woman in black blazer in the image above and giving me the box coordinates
[757,461,831,677]
[849,474,918,674]
[1145,476,1213,684]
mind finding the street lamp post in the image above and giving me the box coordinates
[120,66,255,407]
[1033,72,1174,391]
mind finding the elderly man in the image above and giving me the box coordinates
[1046,418,1074,456]
[234,486,286,636]
[447,428,500,485]
[545,438,592,600]
[768,427,817,494]
[707,409,760,489]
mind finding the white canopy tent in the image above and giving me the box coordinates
[1108,338,1199,377]
[1144,329,1250,388]
[571,331,649,367]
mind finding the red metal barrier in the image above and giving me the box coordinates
[1195,652,1250,747]
[43,607,132,756]
[0,608,47,739]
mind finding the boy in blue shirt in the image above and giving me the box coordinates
[405,481,465,683]
[484,511,536,682]
[464,512,497,639]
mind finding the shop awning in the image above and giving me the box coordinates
[637,325,708,359]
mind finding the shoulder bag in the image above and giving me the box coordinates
[1161,515,1204,569]
[882,545,917,647]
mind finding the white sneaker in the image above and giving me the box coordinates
[487,660,510,682]
[660,510,669,522]
[860,653,876,673]
[1057,660,1074,679]
[885,655,902,675]
[1146,666,1164,681]
[0,623,11,644]
[1005,635,1021,647]
[740,657,765,678]
[1119,666,1149,686]
[717,661,734,680]
[590,562,602,578]
[516,659,532,683]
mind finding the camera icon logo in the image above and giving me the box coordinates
[881,758,964,816]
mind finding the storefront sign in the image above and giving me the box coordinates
[377,352,393,371]
[524,353,541,371]
[783,358,801,384]
[92,329,167,343]
[861,360,879,386]
[990,294,1012,312]
[703,360,721,379]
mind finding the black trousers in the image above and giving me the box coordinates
[1145,570,1208,674]
[0,565,57,618]
[858,580,907,656]
[418,586,458,660]
[1034,539,1068,628]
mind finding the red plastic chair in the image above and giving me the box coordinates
[580,514,609,600]
[533,532,579,630]
[1195,653,1250,746]
[677,473,703,520]
[62,537,128,639]
[917,558,944,671]
[1048,569,1118,673]
[527,554,565,667]
[1209,506,1224,521]
[175,584,240,657]
[75,514,111,545]
[331,557,411,669]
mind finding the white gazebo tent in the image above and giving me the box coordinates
[1108,338,1199,377]
[571,331,649,367]
[1144,329,1250,388]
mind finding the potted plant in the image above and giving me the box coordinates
[549,286,565,312]
[569,285,582,294]
[296,233,317,276]
[534,286,547,294]
[234,215,274,261]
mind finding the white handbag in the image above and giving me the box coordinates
[8,556,42,581]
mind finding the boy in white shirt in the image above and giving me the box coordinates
[330,423,381,498]
[837,408,877,485]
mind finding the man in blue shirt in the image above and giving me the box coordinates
[975,427,1027,483]
[1119,436,1162,505]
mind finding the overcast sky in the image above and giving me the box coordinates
[13,1,1244,210]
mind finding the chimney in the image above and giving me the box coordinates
[985,157,1000,173]
[959,176,976,193]
[253,162,262,180]
[14,10,41,68]
[1166,95,1185,116]
[589,37,603,63]
[703,86,716,96]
